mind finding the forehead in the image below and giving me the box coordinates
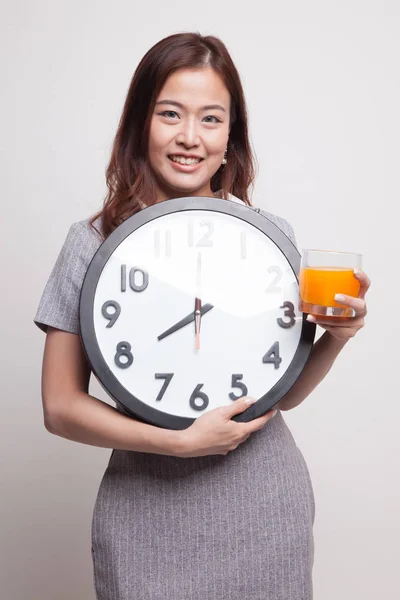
[156,67,230,108]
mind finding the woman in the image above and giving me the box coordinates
[34,32,370,600]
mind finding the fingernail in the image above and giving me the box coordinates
[306,314,316,322]
[354,269,362,278]
[271,410,278,418]
[245,397,257,406]
[335,294,346,302]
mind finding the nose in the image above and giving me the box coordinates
[175,117,201,148]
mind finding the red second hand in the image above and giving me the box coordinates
[195,297,201,350]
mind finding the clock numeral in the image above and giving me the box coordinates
[102,300,121,327]
[240,232,247,259]
[188,221,214,247]
[277,301,296,328]
[266,266,283,293]
[130,267,149,292]
[229,374,248,401]
[189,384,209,411]
[121,265,149,293]
[114,341,134,369]
[262,342,282,369]
[154,229,172,258]
[155,373,174,402]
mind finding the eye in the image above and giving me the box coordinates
[159,110,180,119]
[203,115,222,124]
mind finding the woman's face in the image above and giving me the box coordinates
[148,67,231,202]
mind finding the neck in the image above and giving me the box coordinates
[155,184,215,203]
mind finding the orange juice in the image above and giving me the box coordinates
[299,267,360,315]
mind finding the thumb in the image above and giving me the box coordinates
[223,396,257,418]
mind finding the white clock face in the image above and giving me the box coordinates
[91,209,302,419]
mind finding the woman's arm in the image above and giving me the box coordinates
[41,327,276,458]
[277,269,370,411]
[276,332,347,411]
[42,327,183,456]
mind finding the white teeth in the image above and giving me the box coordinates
[170,155,202,165]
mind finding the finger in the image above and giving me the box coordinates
[307,315,365,327]
[333,294,367,316]
[224,396,257,418]
[353,269,371,299]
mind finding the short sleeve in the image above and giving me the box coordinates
[34,220,102,335]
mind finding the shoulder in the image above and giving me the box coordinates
[62,216,104,263]
[74,215,104,246]
[250,207,297,246]
[33,215,104,335]
[227,193,297,247]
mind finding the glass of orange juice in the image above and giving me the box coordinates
[299,249,362,317]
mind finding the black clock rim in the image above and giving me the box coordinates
[79,196,316,430]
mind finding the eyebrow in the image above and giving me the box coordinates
[155,100,226,113]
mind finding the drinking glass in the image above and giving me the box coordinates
[299,249,362,317]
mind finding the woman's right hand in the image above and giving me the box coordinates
[177,397,277,458]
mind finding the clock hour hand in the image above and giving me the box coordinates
[157,303,214,341]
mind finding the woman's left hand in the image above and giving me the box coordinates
[306,269,370,341]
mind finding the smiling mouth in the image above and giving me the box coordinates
[168,155,204,166]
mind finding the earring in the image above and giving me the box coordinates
[222,150,227,165]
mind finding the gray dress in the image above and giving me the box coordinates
[34,207,315,600]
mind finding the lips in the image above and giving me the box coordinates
[169,155,204,166]
[167,155,205,174]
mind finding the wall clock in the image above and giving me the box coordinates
[80,196,315,429]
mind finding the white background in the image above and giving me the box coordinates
[1,1,399,598]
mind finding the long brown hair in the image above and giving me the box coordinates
[90,32,256,239]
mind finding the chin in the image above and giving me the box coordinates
[161,178,209,197]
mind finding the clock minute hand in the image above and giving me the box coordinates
[195,252,202,350]
[157,303,214,341]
